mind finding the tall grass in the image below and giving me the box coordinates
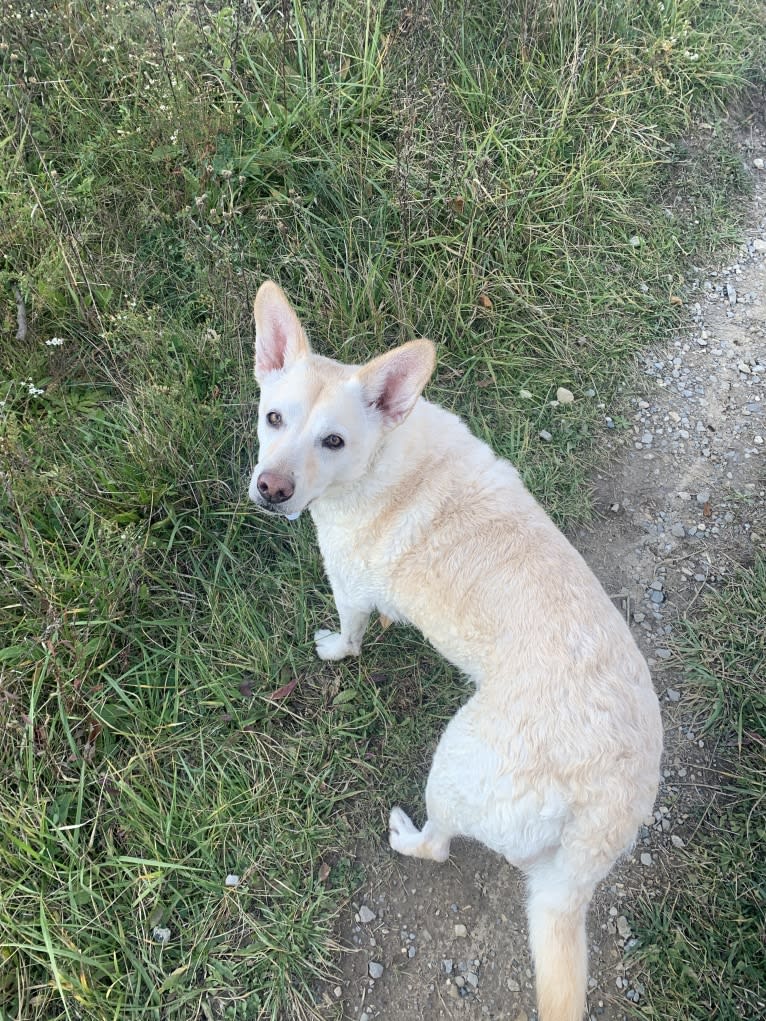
[1,1,764,1018]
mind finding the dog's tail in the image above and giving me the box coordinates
[525,863,592,1021]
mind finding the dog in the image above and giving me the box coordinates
[248,280,663,1021]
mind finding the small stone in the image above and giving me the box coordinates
[656,648,672,660]
[507,977,520,992]
[753,157,765,170]
[152,926,171,943]
[224,874,240,887]
[671,523,685,538]
[666,688,681,702]
[454,924,467,938]
[696,490,711,505]
[633,612,645,623]
[519,389,533,400]
[454,975,465,988]
[368,961,384,979]
[442,959,453,974]
[465,971,479,988]
[538,429,553,442]
[360,1013,370,1021]
[726,283,737,305]
[640,853,653,867]
[556,386,574,404]
[616,916,632,939]
[359,906,376,924]
[650,579,664,591]
[408,945,416,958]
[671,835,685,849]
[753,239,766,252]
[738,361,751,374]
[650,590,665,604]
[641,432,653,444]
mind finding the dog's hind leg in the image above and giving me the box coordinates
[388,806,452,862]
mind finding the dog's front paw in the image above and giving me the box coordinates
[314,629,358,661]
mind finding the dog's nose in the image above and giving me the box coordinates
[256,471,294,504]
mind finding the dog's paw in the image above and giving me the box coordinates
[314,629,357,661]
[388,806,419,854]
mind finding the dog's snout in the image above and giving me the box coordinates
[257,471,295,504]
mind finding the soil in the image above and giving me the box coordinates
[322,120,766,1021]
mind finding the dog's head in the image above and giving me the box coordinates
[248,281,435,519]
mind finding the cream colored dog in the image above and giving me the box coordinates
[248,281,663,1021]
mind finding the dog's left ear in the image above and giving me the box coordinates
[253,280,311,381]
[356,339,436,428]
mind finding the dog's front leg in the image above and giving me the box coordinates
[314,581,370,661]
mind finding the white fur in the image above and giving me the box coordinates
[248,282,663,1021]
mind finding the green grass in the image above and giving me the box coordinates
[1,1,764,1019]
[634,558,766,1021]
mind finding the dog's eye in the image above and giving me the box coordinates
[266,411,282,427]
[322,434,344,450]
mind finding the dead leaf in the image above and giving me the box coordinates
[449,196,465,213]
[379,614,392,629]
[318,862,331,882]
[703,501,712,518]
[669,295,683,306]
[477,293,493,309]
[267,678,298,700]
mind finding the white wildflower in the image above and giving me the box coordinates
[46,336,64,346]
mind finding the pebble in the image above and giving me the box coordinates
[557,386,575,403]
[442,959,453,974]
[507,977,520,991]
[640,853,653,867]
[359,906,376,924]
[726,283,737,305]
[454,924,467,938]
[539,429,553,442]
[666,688,681,702]
[368,961,384,979]
[224,874,240,887]
[153,927,171,943]
[754,157,765,170]
[671,835,685,849]
[671,522,686,537]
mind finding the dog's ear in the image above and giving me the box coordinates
[253,281,311,381]
[356,339,436,427]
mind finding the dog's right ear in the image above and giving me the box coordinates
[253,281,311,381]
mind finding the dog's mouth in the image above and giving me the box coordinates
[252,496,304,521]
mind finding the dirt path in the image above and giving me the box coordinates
[328,126,766,1021]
